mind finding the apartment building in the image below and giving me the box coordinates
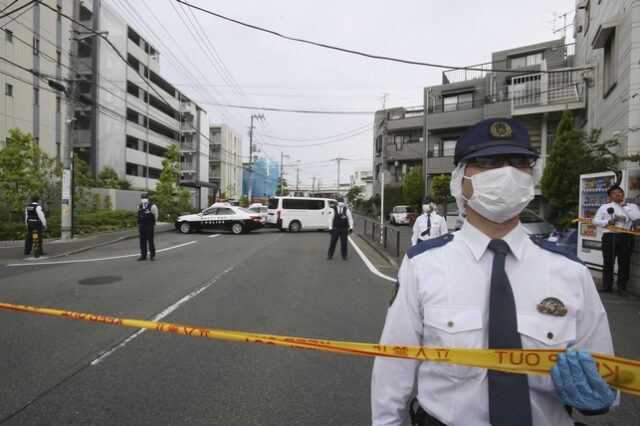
[573,0,639,168]
[373,38,586,213]
[351,167,374,200]
[209,124,243,201]
[1,0,74,159]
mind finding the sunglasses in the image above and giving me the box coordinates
[467,155,537,169]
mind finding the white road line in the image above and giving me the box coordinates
[6,241,197,267]
[348,236,396,282]
[91,266,234,366]
[208,234,222,238]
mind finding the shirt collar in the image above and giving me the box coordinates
[460,220,527,261]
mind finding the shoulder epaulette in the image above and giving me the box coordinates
[528,235,584,265]
[407,233,454,259]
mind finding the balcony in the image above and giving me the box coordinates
[510,69,586,115]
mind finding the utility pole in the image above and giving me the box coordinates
[331,157,346,196]
[247,113,264,202]
[279,152,290,195]
[296,166,300,192]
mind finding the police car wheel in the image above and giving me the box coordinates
[179,222,192,234]
[230,222,244,234]
[289,220,301,232]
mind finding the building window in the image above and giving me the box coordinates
[5,29,13,43]
[509,52,543,69]
[33,37,39,55]
[443,92,473,112]
[5,83,13,96]
[603,31,617,96]
[442,139,457,157]
[34,88,39,105]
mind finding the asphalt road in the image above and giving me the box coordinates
[0,229,395,425]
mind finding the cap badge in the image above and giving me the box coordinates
[489,121,513,138]
[537,297,567,317]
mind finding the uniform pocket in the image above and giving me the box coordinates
[424,306,484,378]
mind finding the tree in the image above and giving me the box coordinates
[277,179,289,196]
[431,174,454,216]
[73,153,95,211]
[0,128,49,220]
[541,109,621,229]
[97,166,121,188]
[155,144,191,220]
[346,185,363,203]
[403,167,424,211]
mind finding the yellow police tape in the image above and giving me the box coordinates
[1,301,639,396]
[572,217,640,237]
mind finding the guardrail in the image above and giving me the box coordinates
[359,216,402,258]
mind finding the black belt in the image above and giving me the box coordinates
[409,398,447,426]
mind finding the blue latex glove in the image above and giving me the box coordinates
[551,348,616,411]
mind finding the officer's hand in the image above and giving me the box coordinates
[348,228,353,235]
[551,348,616,411]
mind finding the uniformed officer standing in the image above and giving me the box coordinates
[327,196,354,260]
[593,184,640,297]
[372,118,617,426]
[137,192,158,261]
[24,195,47,256]
[411,196,448,246]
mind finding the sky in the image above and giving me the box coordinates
[108,0,576,191]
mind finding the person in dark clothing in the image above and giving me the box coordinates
[24,195,47,256]
[137,193,159,261]
[327,196,354,260]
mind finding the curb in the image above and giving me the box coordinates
[352,231,400,269]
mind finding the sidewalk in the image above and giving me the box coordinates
[0,223,175,264]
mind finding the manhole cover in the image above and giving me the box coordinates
[78,276,122,286]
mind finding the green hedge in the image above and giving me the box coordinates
[0,210,138,240]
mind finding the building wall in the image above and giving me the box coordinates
[210,124,242,200]
[0,0,73,159]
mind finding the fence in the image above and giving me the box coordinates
[358,215,403,259]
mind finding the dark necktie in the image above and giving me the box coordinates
[487,239,532,426]
[426,214,431,236]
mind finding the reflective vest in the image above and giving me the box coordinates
[138,202,155,224]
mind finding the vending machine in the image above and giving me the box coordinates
[577,170,640,268]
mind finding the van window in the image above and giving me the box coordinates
[283,199,307,209]
[306,199,324,210]
[267,198,279,209]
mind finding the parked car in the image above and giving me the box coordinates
[175,205,263,234]
[553,228,578,255]
[450,207,554,238]
[248,203,268,225]
[389,205,415,225]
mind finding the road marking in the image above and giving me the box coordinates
[6,241,197,267]
[90,266,234,366]
[348,236,395,282]
[208,234,222,238]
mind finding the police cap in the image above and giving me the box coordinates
[422,196,435,205]
[141,192,149,198]
[337,196,345,202]
[454,117,539,166]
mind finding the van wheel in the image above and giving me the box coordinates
[289,221,301,232]
[179,222,192,234]
[231,222,244,235]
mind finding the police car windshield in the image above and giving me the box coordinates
[238,207,255,215]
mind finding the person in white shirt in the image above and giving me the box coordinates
[371,118,616,426]
[592,184,640,297]
[411,196,448,245]
[327,197,354,260]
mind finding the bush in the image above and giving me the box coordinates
[0,210,138,240]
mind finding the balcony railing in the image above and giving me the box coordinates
[511,69,585,109]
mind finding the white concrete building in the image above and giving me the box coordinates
[351,167,374,200]
[209,124,243,201]
[1,0,74,159]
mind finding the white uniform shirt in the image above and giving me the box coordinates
[411,212,448,245]
[24,203,47,228]
[593,201,640,232]
[328,205,354,230]
[372,221,614,426]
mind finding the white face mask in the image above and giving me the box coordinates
[463,166,534,223]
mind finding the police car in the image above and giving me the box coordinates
[175,205,264,234]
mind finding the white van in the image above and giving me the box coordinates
[267,196,337,232]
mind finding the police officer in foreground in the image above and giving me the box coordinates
[137,192,158,261]
[411,196,448,246]
[24,195,47,256]
[372,118,617,425]
[327,196,354,260]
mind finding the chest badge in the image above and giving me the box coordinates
[537,297,568,317]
